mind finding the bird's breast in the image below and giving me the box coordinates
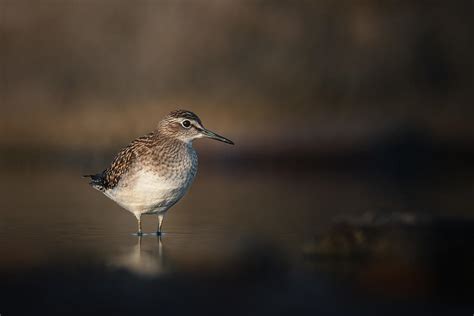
[106,148,198,214]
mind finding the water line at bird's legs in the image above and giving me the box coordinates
[157,214,164,235]
[137,214,143,236]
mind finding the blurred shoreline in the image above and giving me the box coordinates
[1,128,473,173]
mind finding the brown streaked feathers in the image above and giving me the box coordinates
[85,132,156,190]
[84,109,202,191]
[168,109,202,124]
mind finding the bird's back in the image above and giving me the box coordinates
[84,132,156,192]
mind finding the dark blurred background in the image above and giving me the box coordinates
[1,0,473,158]
[1,1,474,315]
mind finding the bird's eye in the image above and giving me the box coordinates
[181,120,191,128]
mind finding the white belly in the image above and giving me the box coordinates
[104,169,195,216]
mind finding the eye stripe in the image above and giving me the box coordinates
[169,110,202,125]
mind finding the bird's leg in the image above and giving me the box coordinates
[157,214,164,235]
[136,214,143,236]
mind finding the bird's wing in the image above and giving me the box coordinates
[97,132,156,190]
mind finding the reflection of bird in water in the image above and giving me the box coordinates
[84,110,234,235]
[109,236,165,277]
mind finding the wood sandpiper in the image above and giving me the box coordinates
[84,109,234,235]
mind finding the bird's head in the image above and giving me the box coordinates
[157,109,234,145]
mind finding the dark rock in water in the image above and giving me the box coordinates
[305,212,474,259]
[303,212,474,301]
[332,211,426,227]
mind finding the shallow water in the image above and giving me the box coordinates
[0,166,473,315]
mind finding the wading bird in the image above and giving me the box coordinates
[84,110,234,235]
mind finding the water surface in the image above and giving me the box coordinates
[0,166,473,315]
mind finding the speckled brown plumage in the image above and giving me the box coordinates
[87,130,198,191]
[168,109,202,124]
[103,132,156,189]
[85,111,201,191]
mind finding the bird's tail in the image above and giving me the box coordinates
[83,173,106,191]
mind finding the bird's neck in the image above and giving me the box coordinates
[151,131,194,159]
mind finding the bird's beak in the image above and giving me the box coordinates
[200,128,234,145]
